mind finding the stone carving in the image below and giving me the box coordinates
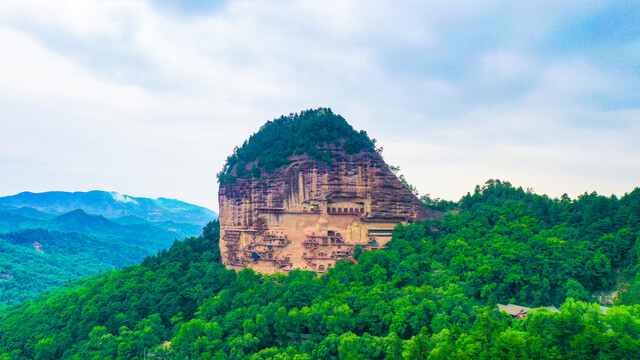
[219,142,440,274]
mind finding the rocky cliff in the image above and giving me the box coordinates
[218,109,439,274]
[219,148,434,227]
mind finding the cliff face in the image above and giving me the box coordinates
[219,146,439,274]
[219,148,432,228]
[218,108,439,274]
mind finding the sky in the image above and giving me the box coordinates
[0,0,639,211]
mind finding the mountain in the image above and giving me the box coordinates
[217,107,376,183]
[0,212,34,233]
[0,190,217,225]
[1,182,639,359]
[0,229,147,308]
[51,209,117,233]
[218,108,437,274]
[110,215,154,225]
[0,208,206,249]
[1,207,56,220]
[0,192,217,309]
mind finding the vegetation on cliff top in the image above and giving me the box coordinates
[1,180,640,359]
[217,108,376,184]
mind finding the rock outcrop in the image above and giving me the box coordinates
[218,109,439,274]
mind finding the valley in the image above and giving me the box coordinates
[0,191,217,308]
[0,109,638,359]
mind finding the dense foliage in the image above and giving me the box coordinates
[217,108,376,184]
[0,229,146,308]
[0,222,225,359]
[1,181,640,359]
[0,207,207,308]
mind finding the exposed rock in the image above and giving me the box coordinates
[218,111,440,274]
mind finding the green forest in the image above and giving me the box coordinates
[0,208,206,309]
[1,180,640,359]
[0,229,147,308]
[217,108,376,184]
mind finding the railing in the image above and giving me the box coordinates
[301,256,317,270]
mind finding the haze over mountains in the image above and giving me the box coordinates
[0,110,639,359]
[0,190,217,308]
[0,190,217,225]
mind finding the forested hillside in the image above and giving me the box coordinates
[1,180,639,359]
[0,193,217,309]
[0,229,147,308]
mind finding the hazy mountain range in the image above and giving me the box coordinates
[0,190,217,225]
[0,190,217,308]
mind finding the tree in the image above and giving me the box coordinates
[564,279,589,302]
[34,338,57,360]
[404,327,430,360]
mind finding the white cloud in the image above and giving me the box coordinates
[0,0,125,37]
[0,0,638,210]
[110,191,138,204]
[481,51,537,84]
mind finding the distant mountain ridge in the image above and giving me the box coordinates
[0,207,210,250]
[0,190,217,309]
[0,190,217,225]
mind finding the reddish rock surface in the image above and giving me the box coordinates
[219,145,440,274]
[220,148,437,227]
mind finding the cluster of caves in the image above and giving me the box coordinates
[222,226,384,273]
[218,150,432,274]
[220,193,397,273]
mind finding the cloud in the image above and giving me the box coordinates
[0,0,638,210]
[110,191,138,204]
